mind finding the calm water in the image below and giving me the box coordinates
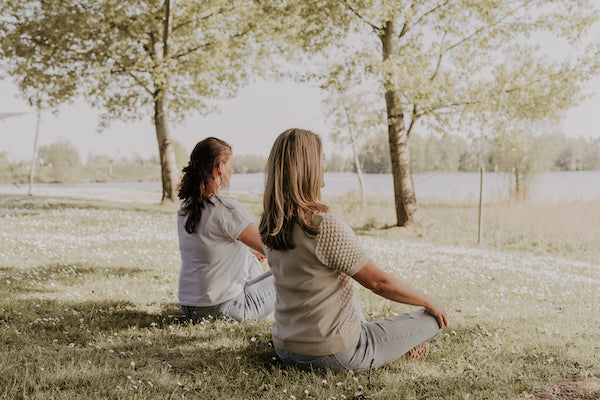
[228,171,600,203]
[2,171,599,203]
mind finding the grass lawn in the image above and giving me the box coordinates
[0,193,599,399]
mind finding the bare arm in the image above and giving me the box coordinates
[352,261,449,328]
[237,223,266,261]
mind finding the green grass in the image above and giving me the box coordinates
[330,191,600,265]
[1,193,599,399]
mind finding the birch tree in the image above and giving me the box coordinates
[322,62,386,208]
[0,0,264,201]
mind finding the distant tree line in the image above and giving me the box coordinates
[0,139,188,184]
[326,132,600,174]
[232,131,600,175]
[1,133,598,185]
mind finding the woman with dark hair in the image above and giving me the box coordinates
[259,128,448,372]
[177,137,275,322]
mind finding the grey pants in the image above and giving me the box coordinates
[181,256,275,322]
[275,308,441,372]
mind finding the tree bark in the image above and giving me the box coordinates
[381,20,418,226]
[153,0,178,202]
[154,90,179,202]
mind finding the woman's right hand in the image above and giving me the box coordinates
[424,296,449,329]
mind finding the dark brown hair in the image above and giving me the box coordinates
[178,137,232,234]
[259,128,328,250]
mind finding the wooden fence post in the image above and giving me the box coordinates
[28,108,41,196]
[478,167,484,245]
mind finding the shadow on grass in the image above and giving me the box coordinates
[2,299,181,337]
[0,263,149,296]
[2,302,598,400]
[1,294,282,398]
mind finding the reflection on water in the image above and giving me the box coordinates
[1,171,599,203]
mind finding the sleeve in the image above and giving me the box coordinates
[218,198,255,241]
[315,213,370,276]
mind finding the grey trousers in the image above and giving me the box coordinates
[181,256,275,322]
[275,308,441,372]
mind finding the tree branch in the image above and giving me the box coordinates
[430,30,447,81]
[446,4,526,52]
[148,31,157,60]
[171,25,250,61]
[163,0,171,57]
[170,43,209,60]
[406,0,450,34]
[32,38,95,57]
[172,7,232,32]
[429,110,454,136]
[398,1,414,39]
[504,69,569,94]
[342,0,382,32]
[110,63,154,97]
[420,99,480,116]
[172,19,195,33]
[406,104,420,138]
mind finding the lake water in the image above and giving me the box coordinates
[1,171,599,203]
[315,171,600,203]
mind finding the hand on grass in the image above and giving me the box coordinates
[425,297,449,329]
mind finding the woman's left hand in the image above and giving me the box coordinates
[250,249,267,262]
[238,223,267,262]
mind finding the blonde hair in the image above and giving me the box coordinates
[259,128,328,250]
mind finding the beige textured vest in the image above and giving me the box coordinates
[266,214,369,356]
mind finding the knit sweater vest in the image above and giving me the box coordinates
[266,213,370,356]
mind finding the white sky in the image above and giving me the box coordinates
[1,19,600,163]
[0,79,332,162]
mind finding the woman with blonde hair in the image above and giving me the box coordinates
[259,128,448,372]
[177,137,275,322]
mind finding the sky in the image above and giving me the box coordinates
[0,79,332,163]
[1,19,600,163]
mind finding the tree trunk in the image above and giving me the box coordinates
[342,105,367,209]
[153,0,177,202]
[385,90,418,225]
[28,108,41,196]
[514,167,520,196]
[381,20,418,226]
[350,133,367,208]
[154,90,178,202]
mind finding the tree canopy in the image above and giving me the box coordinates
[1,0,599,209]
[0,0,267,200]
[279,0,600,225]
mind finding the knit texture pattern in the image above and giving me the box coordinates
[315,213,367,327]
